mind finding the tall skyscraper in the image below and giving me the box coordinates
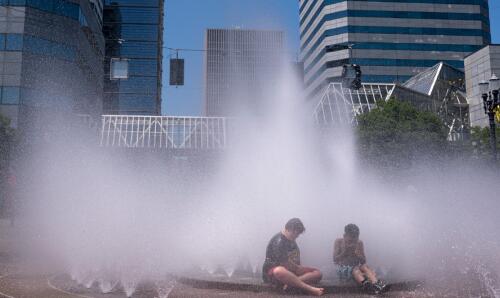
[299,0,491,98]
[103,0,164,115]
[204,29,284,116]
[0,0,105,129]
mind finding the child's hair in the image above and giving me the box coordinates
[344,223,360,238]
[285,218,305,233]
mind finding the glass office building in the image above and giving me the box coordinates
[299,0,491,98]
[0,0,105,129]
[103,0,164,115]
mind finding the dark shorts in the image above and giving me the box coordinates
[337,265,356,281]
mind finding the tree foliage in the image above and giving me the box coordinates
[470,126,500,161]
[356,99,448,169]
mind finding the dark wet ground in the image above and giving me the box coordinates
[0,273,427,298]
[0,267,495,298]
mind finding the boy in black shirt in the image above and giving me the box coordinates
[262,218,324,296]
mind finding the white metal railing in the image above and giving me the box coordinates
[313,83,396,126]
[100,115,227,150]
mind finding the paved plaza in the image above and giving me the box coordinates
[0,220,495,298]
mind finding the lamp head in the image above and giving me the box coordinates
[489,74,500,91]
[479,80,489,95]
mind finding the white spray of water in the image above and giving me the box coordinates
[155,279,176,298]
[15,55,500,295]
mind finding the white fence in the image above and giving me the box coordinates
[100,115,227,150]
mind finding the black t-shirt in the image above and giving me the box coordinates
[262,232,301,282]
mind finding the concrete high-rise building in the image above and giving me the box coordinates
[204,29,284,116]
[0,0,105,129]
[299,0,491,98]
[465,44,500,127]
[103,0,164,115]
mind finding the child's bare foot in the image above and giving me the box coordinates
[309,287,324,296]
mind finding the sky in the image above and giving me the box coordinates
[162,0,500,116]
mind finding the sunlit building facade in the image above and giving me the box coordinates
[465,44,500,127]
[299,0,491,98]
[204,29,284,117]
[103,0,164,115]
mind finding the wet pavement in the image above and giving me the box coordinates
[0,220,497,298]
[0,266,495,298]
[0,273,428,298]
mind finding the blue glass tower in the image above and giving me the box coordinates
[0,0,105,128]
[103,0,164,115]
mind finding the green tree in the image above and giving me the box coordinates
[470,126,500,162]
[356,99,448,169]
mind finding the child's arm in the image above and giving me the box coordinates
[355,241,367,264]
[333,239,345,264]
[285,258,301,273]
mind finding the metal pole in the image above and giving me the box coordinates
[490,89,499,162]
[488,111,497,161]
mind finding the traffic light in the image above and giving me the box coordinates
[170,58,184,86]
[341,64,362,90]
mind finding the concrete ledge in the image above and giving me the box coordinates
[177,276,423,294]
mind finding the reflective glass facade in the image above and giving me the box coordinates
[299,0,491,98]
[103,0,164,115]
[0,2,105,129]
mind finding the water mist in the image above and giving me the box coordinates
[15,57,500,297]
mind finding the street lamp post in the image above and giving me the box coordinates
[479,74,500,161]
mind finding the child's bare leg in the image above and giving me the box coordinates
[272,266,324,296]
[299,270,322,284]
[351,266,365,284]
[359,264,378,283]
[297,267,323,284]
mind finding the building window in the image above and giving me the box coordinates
[8,0,26,5]
[79,9,88,27]
[55,1,79,19]
[30,0,53,10]
[6,34,23,51]
[1,87,20,104]
[110,58,129,80]
[23,35,76,61]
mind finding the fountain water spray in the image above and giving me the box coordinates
[13,48,500,296]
